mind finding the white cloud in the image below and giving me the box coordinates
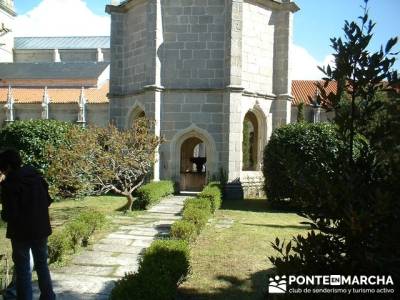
[291,44,335,80]
[14,0,110,37]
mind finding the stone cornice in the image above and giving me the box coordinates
[243,89,276,100]
[0,3,16,17]
[106,0,147,14]
[108,87,226,98]
[109,86,279,100]
[143,84,164,92]
[225,85,245,93]
[277,93,294,102]
[247,0,299,13]
[107,0,299,14]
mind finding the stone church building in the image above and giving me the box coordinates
[1,0,330,197]
[107,0,299,196]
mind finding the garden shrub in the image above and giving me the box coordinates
[0,120,90,199]
[0,120,74,174]
[182,207,209,233]
[111,239,190,300]
[135,180,174,209]
[183,197,212,214]
[45,126,95,199]
[66,220,91,251]
[48,209,106,264]
[170,220,197,242]
[48,230,70,264]
[263,122,340,208]
[66,209,106,249]
[76,209,107,240]
[198,182,222,212]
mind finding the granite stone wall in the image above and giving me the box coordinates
[159,0,226,88]
[242,1,274,94]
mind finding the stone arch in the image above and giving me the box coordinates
[242,104,267,171]
[170,124,217,185]
[126,101,146,128]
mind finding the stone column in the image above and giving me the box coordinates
[144,0,163,181]
[4,85,14,122]
[97,48,104,62]
[41,86,50,119]
[53,48,61,62]
[272,3,299,128]
[77,87,87,126]
[221,0,245,199]
[313,105,321,123]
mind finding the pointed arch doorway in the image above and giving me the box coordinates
[170,125,217,192]
[180,137,207,191]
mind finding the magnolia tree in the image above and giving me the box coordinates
[47,118,160,211]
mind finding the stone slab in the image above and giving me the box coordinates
[113,265,139,277]
[51,273,115,295]
[106,233,138,240]
[92,243,145,254]
[72,251,138,266]
[98,238,133,246]
[132,239,153,247]
[55,265,115,277]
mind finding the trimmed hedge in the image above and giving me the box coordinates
[48,230,70,264]
[198,182,222,213]
[135,180,174,209]
[183,197,212,214]
[48,209,106,263]
[263,122,340,208]
[170,220,197,242]
[111,239,190,300]
[182,207,209,234]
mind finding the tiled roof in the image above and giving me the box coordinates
[0,62,109,80]
[0,81,109,104]
[291,80,337,106]
[14,36,110,50]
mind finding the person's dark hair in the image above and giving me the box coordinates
[0,149,22,172]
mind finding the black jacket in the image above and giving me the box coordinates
[0,166,52,241]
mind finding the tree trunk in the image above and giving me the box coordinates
[123,193,135,211]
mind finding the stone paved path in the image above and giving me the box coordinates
[34,195,186,300]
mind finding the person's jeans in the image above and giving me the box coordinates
[11,238,56,300]
[3,250,33,300]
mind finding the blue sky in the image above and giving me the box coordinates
[13,0,400,76]
[16,0,109,15]
[294,0,400,67]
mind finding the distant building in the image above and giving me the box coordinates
[0,0,15,62]
[13,36,110,63]
[0,1,110,126]
[291,80,337,122]
[0,62,109,125]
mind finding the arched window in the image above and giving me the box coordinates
[242,111,259,171]
[128,106,145,127]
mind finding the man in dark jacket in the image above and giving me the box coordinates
[0,149,55,300]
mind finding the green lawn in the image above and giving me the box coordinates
[0,195,129,289]
[178,199,309,300]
